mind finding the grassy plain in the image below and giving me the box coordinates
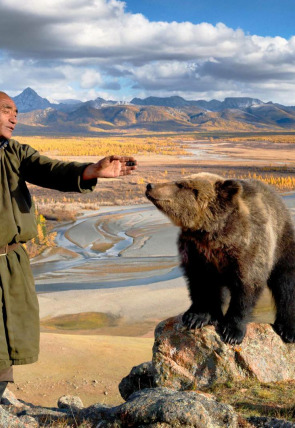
[9,132,295,419]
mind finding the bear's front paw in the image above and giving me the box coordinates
[219,322,246,345]
[273,322,295,343]
[182,309,211,330]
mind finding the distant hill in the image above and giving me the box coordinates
[10,88,295,135]
[131,96,196,108]
[12,88,124,114]
[131,96,265,111]
[13,88,52,113]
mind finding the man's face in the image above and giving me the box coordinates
[0,94,18,140]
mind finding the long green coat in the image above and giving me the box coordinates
[0,139,96,369]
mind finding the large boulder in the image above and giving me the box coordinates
[152,315,295,391]
[101,387,238,427]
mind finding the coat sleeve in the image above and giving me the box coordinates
[18,143,97,192]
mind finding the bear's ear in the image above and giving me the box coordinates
[216,180,242,201]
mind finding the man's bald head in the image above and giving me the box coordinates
[0,92,10,99]
[0,92,18,140]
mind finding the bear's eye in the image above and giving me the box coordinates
[176,183,184,189]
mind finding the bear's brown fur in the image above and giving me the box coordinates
[146,172,295,344]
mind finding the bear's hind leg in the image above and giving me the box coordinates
[268,263,295,343]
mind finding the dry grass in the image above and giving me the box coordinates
[210,379,295,422]
[222,135,295,145]
[15,135,188,157]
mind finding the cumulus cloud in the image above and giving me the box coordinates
[80,70,103,89]
[1,0,295,103]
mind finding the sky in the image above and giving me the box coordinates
[1,0,295,104]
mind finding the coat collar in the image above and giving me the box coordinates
[0,138,8,150]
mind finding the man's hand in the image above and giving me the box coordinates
[82,155,137,180]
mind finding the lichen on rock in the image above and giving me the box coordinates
[152,315,295,391]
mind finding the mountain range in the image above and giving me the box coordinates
[11,87,295,135]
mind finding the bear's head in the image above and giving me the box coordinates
[146,172,243,232]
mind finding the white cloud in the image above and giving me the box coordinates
[1,0,295,103]
[80,70,103,89]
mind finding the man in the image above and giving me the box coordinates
[0,91,137,399]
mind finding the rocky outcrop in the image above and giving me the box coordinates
[0,388,238,427]
[1,316,295,427]
[2,388,295,428]
[120,316,295,398]
[117,316,295,427]
[152,315,295,391]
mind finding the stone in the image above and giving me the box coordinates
[152,315,295,390]
[248,416,295,427]
[119,361,156,400]
[0,405,38,427]
[2,389,26,408]
[101,387,238,427]
[57,395,84,411]
[78,403,111,425]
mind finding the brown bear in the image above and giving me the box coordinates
[146,172,295,344]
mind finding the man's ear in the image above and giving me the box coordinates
[215,180,242,200]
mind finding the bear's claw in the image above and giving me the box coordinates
[273,323,295,343]
[182,310,211,330]
[218,322,246,345]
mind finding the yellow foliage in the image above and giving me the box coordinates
[227,171,295,191]
[206,134,295,145]
[25,203,57,258]
[14,135,187,157]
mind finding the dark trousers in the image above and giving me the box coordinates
[0,367,13,401]
[0,367,13,382]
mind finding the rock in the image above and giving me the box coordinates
[2,389,26,408]
[0,405,38,427]
[152,315,295,390]
[0,391,73,426]
[100,387,238,427]
[119,361,156,400]
[57,395,84,411]
[248,416,295,427]
[78,403,111,425]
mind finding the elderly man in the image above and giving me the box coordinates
[0,91,137,399]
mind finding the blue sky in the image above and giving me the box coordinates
[125,0,295,39]
[0,0,295,104]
